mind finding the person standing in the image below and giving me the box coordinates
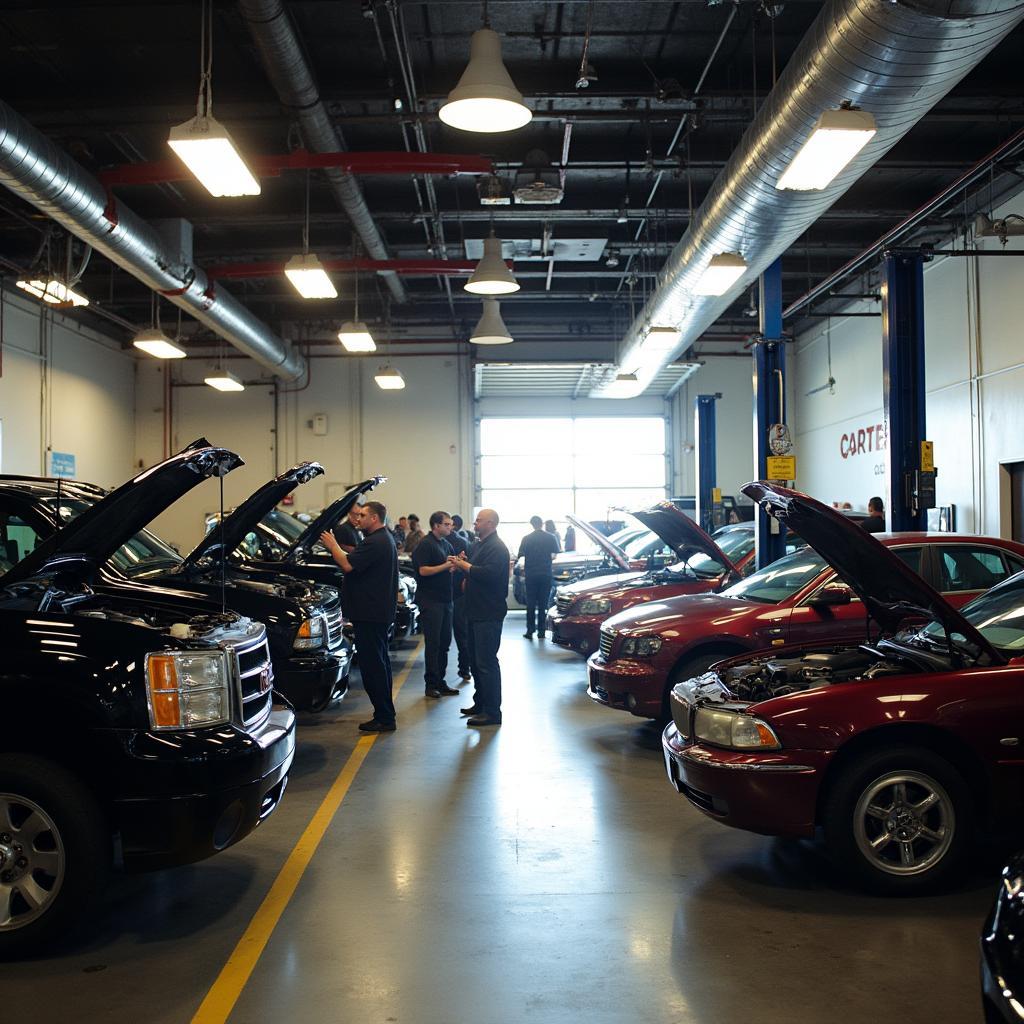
[544,519,562,552]
[413,511,459,699]
[332,501,363,553]
[450,509,509,727]
[861,496,886,533]
[392,515,408,549]
[320,500,399,733]
[563,524,576,552]
[447,521,472,684]
[518,515,560,640]
[403,514,425,554]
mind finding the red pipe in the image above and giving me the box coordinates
[205,257,488,279]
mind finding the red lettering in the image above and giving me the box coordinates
[866,424,875,450]
[840,434,849,459]
[857,429,866,454]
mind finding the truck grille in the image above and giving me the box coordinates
[320,592,345,651]
[599,628,615,660]
[227,629,273,729]
[556,593,573,615]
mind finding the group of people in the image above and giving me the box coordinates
[391,512,473,555]
[320,503,510,733]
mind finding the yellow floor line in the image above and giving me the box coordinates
[191,638,423,1024]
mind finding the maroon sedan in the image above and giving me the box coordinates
[662,483,1024,893]
[548,505,754,657]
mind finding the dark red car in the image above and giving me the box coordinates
[547,505,756,657]
[661,483,1024,893]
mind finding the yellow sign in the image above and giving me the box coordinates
[766,455,796,480]
[921,440,934,473]
[711,487,722,504]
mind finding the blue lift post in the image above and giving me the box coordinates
[754,258,788,569]
[694,393,722,533]
[881,250,933,531]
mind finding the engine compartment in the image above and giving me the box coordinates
[721,646,915,701]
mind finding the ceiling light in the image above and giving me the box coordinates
[374,366,405,390]
[337,321,376,353]
[204,369,245,392]
[638,325,680,357]
[602,371,644,399]
[470,299,513,345]
[168,114,261,197]
[16,278,89,307]
[693,252,747,297]
[604,251,620,269]
[776,107,877,191]
[616,207,629,224]
[478,173,512,206]
[439,28,532,134]
[465,235,519,295]
[284,253,338,299]
[133,328,187,359]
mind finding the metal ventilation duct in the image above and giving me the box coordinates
[0,99,306,381]
[239,0,407,304]
[599,0,1024,396]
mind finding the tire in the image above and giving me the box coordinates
[822,746,971,895]
[661,651,731,722]
[0,755,109,958]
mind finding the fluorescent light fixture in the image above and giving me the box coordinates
[465,235,519,295]
[638,325,680,357]
[374,366,406,390]
[16,278,89,307]
[776,107,877,191]
[603,371,645,399]
[693,252,747,297]
[204,369,245,392]
[133,328,186,359]
[439,28,532,134]
[168,114,261,197]
[470,299,513,345]
[284,253,337,299]
[337,321,377,353]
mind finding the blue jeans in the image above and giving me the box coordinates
[468,618,503,720]
[420,599,453,690]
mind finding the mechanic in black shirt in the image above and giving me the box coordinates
[332,501,363,553]
[321,499,399,733]
[861,496,886,534]
[412,511,459,699]
[450,508,509,727]
[517,516,560,640]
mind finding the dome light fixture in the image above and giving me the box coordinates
[693,252,748,297]
[465,235,519,295]
[133,328,187,359]
[470,299,513,345]
[374,365,405,390]
[439,27,532,134]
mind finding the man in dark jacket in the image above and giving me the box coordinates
[321,500,399,733]
[450,508,509,727]
[413,511,459,699]
[447,523,472,683]
[332,502,363,553]
[861,496,886,534]
[518,515,560,639]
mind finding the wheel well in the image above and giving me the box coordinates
[814,723,991,826]
[669,642,749,683]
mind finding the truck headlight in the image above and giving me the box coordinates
[693,708,781,750]
[579,598,611,615]
[145,650,231,730]
[620,636,662,657]
[294,615,327,650]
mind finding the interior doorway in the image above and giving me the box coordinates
[1005,462,1024,543]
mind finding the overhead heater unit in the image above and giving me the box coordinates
[513,150,563,205]
[478,174,512,206]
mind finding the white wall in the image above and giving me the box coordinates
[0,287,135,487]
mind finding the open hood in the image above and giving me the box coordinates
[183,460,324,566]
[566,514,631,572]
[3,443,242,585]
[630,501,741,576]
[742,482,1001,660]
[286,475,386,558]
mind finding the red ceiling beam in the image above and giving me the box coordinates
[205,257,485,279]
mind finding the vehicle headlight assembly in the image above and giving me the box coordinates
[579,598,611,615]
[294,614,327,650]
[145,649,232,730]
[620,636,663,657]
[693,708,781,750]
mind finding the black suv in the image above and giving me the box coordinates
[0,445,295,955]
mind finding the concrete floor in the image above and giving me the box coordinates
[1,613,999,1022]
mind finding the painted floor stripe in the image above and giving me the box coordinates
[191,639,423,1024]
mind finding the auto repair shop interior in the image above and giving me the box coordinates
[1,1,1024,1022]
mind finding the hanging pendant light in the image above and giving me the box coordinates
[374,366,405,390]
[465,235,519,295]
[133,328,187,359]
[470,299,513,345]
[204,368,245,392]
[439,27,532,134]
[337,252,376,351]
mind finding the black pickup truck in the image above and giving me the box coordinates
[0,445,295,956]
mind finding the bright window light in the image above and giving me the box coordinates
[16,278,89,307]
[284,254,337,299]
[374,366,405,390]
[693,253,747,297]
[338,321,376,353]
[204,370,245,392]
[133,329,186,359]
[776,108,877,192]
[168,115,261,197]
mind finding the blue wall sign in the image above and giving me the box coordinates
[48,451,77,478]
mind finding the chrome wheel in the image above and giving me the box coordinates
[852,771,954,877]
[0,793,66,932]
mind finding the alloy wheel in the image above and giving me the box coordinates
[0,793,66,931]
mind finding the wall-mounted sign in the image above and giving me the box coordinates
[840,421,887,459]
[766,455,796,480]
[768,423,793,456]
[921,440,935,473]
[48,451,76,478]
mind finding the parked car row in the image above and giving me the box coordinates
[0,440,404,956]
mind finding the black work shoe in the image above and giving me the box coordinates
[467,715,502,727]
[523,632,534,639]
[460,705,480,716]
[425,688,445,699]
[538,633,546,639]
[439,685,460,696]
[358,719,396,733]
[459,673,472,683]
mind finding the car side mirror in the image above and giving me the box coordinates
[810,583,853,608]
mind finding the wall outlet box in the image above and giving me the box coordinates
[312,413,328,436]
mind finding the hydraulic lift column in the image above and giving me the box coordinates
[753,258,788,569]
[694,393,722,533]
[881,250,934,531]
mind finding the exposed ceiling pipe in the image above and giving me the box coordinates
[0,98,305,381]
[599,0,1024,397]
[239,0,407,303]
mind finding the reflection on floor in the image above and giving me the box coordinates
[0,613,998,1023]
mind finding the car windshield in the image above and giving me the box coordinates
[622,530,658,558]
[722,549,827,604]
[257,508,307,547]
[916,575,1024,652]
[663,528,755,579]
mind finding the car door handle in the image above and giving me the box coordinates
[764,627,785,636]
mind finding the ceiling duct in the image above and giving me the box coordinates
[239,0,406,303]
[596,0,1024,397]
[0,99,305,381]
